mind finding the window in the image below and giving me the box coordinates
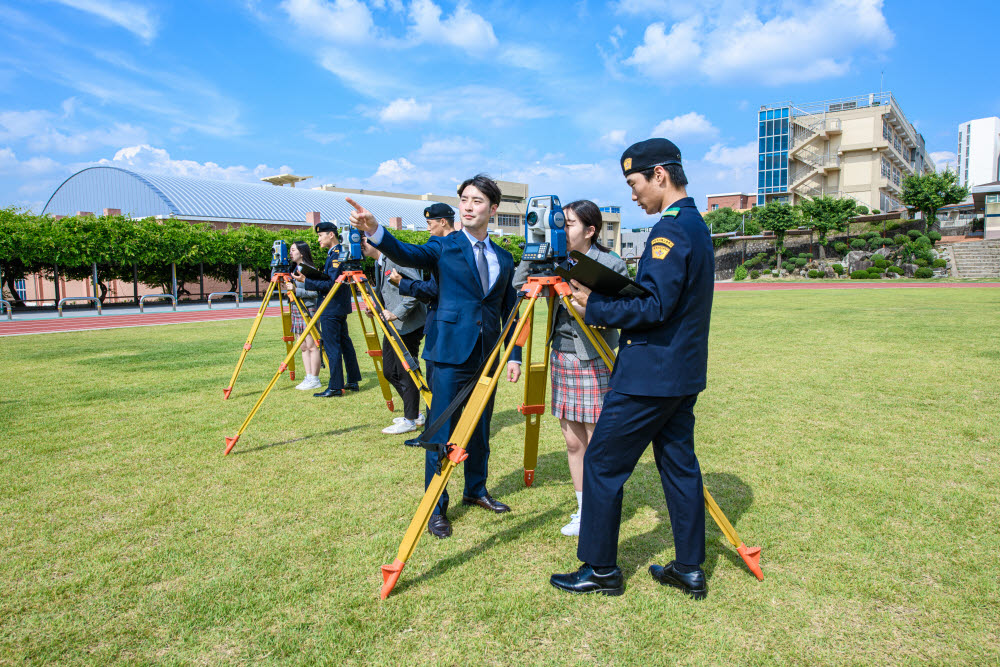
[987,194,1000,203]
[496,213,521,227]
[881,156,891,178]
[14,278,26,301]
[883,119,891,140]
[711,204,719,210]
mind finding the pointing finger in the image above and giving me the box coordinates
[346,197,364,213]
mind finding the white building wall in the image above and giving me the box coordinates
[957,117,1000,188]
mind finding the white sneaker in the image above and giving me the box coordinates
[382,419,417,435]
[394,414,426,426]
[296,377,322,390]
[560,513,581,537]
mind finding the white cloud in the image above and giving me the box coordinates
[701,140,757,184]
[0,108,148,153]
[98,144,294,182]
[52,0,157,41]
[652,112,718,141]
[599,129,627,148]
[281,0,375,44]
[624,0,892,85]
[930,151,956,173]
[0,147,62,175]
[379,98,432,123]
[408,0,498,54]
[370,157,418,186]
[412,136,484,159]
[303,125,345,145]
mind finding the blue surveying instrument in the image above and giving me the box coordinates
[521,195,566,262]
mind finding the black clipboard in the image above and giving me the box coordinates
[294,262,328,281]
[555,250,651,298]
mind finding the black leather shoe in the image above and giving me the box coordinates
[427,512,452,539]
[649,562,707,600]
[343,382,360,392]
[462,493,510,513]
[313,389,344,397]
[403,438,422,448]
[550,564,624,596]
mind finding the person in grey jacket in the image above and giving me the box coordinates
[512,200,628,537]
[285,241,323,390]
[363,238,428,435]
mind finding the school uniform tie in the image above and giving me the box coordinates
[475,241,490,295]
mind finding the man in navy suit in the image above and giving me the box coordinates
[348,175,522,539]
[550,139,715,599]
[293,221,362,397]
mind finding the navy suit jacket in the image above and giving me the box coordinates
[398,273,438,350]
[373,229,520,366]
[585,197,714,397]
[302,249,353,318]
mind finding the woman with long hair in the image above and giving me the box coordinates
[285,241,323,390]
[513,200,628,536]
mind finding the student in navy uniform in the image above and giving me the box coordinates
[292,221,362,397]
[348,176,522,540]
[550,138,715,599]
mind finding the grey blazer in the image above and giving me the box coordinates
[292,284,319,316]
[512,245,628,361]
[374,255,427,336]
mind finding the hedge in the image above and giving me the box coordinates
[914,267,934,279]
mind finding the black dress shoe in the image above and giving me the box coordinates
[462,492,510,513]
[343,382,360,392]
[403,437,422,448]
[313,389,344,397]
[427,512,452,539]
[649,562,707,600]
[550,564,624,596]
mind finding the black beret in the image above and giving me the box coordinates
[424,202,455,220]
[621,138,682,176]
[315,221,337,232]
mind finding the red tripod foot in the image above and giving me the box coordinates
[737,544,763,581]
[223,387,232,400]
[524,469,535,487]
[386,399,394,412]
[224,435,240,456]
[380,558,405,599]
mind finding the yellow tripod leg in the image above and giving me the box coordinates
[355,279,433,407]
[704,488,763,580]
[381,292,535,599]
[518,286,557,487]
[224,280,345,455]
[286,288,329,369]
[224,279,277,400]
[351,281,395,411]
[279,283,296,381]
[560,283,763,580]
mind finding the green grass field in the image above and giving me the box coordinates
[2,288,999,664]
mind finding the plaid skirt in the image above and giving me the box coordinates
[289,302,311,335]
[550,350,612,423]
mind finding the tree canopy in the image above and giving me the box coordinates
[900,170,968,231]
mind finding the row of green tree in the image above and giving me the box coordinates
[0,207,527,306]
[702,170,969,264]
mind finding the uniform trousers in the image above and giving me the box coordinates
[321,314,361,392]
[578,390,705,568]
[423,336,493,515]
[382,327,423,421]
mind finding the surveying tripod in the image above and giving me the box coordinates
[224,267,432,456]
[223,272,329,400]
[379,274,762,599]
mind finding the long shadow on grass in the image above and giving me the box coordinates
[616,468,755,584]
[232,425,364,455]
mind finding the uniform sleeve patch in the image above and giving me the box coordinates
[651,246,670,260]
[650,237,674,248]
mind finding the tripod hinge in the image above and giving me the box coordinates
[446,445,469,464]
[518,403,545,415]
[367,350,383,357]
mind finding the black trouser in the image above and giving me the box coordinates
[382,327,423,420]
[322,315,361,391]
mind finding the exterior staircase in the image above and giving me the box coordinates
[949,240,1000,278]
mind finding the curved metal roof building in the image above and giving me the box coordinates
[42,166,434,229]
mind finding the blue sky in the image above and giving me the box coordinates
[1,0,997,229]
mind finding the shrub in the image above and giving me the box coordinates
[772,270,779,277]
[832,263,844,275]
[880,237,895,246]
[914,235,932,248]
[915,249,935,263]
[750,270,760,279]
[872,258,888,268]
[914,267,934,279]
[850,238,867,250]
[863,231,880,241]
[850,270,869,279]
[834,241,849,255]
[894,233,908,245]
[914,258,929,267]
[734,265,747,281]
[795,257,807,267]
[886,221,900,231]
[798,252,813,260]
[932,258,947,268]
[782,261,795,271]
[887,266,904,275]
[907,229,923,240]
[808,269,821,278]
[927,231,942,243]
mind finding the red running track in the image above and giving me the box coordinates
[0,307,283,337]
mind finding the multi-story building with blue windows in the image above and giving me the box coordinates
[756,93,933,212]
